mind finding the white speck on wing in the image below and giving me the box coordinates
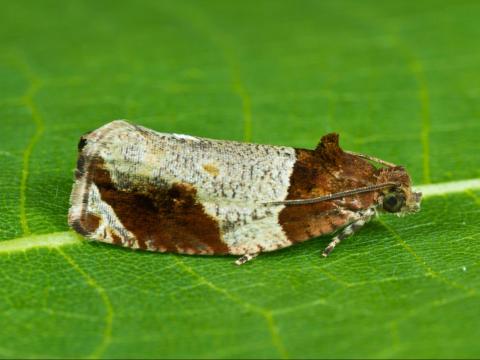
[172,133,200,141]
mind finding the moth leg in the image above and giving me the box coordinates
[235,253,259,266]
[322,209,374,257]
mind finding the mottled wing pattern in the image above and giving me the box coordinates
[69,120,378,255]
[70,121,294,255]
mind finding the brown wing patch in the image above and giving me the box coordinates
[279,134,378,243]
[71,212,100,237]
[90,158,227,254]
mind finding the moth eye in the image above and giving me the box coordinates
[383,193,405,213]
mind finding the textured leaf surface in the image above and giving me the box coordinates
[1,1,480,358]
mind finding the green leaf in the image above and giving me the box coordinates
[1,0,479,358]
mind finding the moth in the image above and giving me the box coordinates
[69,120,422,265]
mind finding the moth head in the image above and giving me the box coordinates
[376,166,422,215]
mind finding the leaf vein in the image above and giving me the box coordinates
[410,58,432,184]
[55,248,114,359]
[379,219,477,297]
[16,60,45,236]
[173,257,289,359]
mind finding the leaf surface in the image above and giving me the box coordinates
[1,1,480,358]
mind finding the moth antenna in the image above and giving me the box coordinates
[344,150,397,168]
[264,182,398,206]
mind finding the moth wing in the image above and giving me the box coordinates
[69,120,299,255]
